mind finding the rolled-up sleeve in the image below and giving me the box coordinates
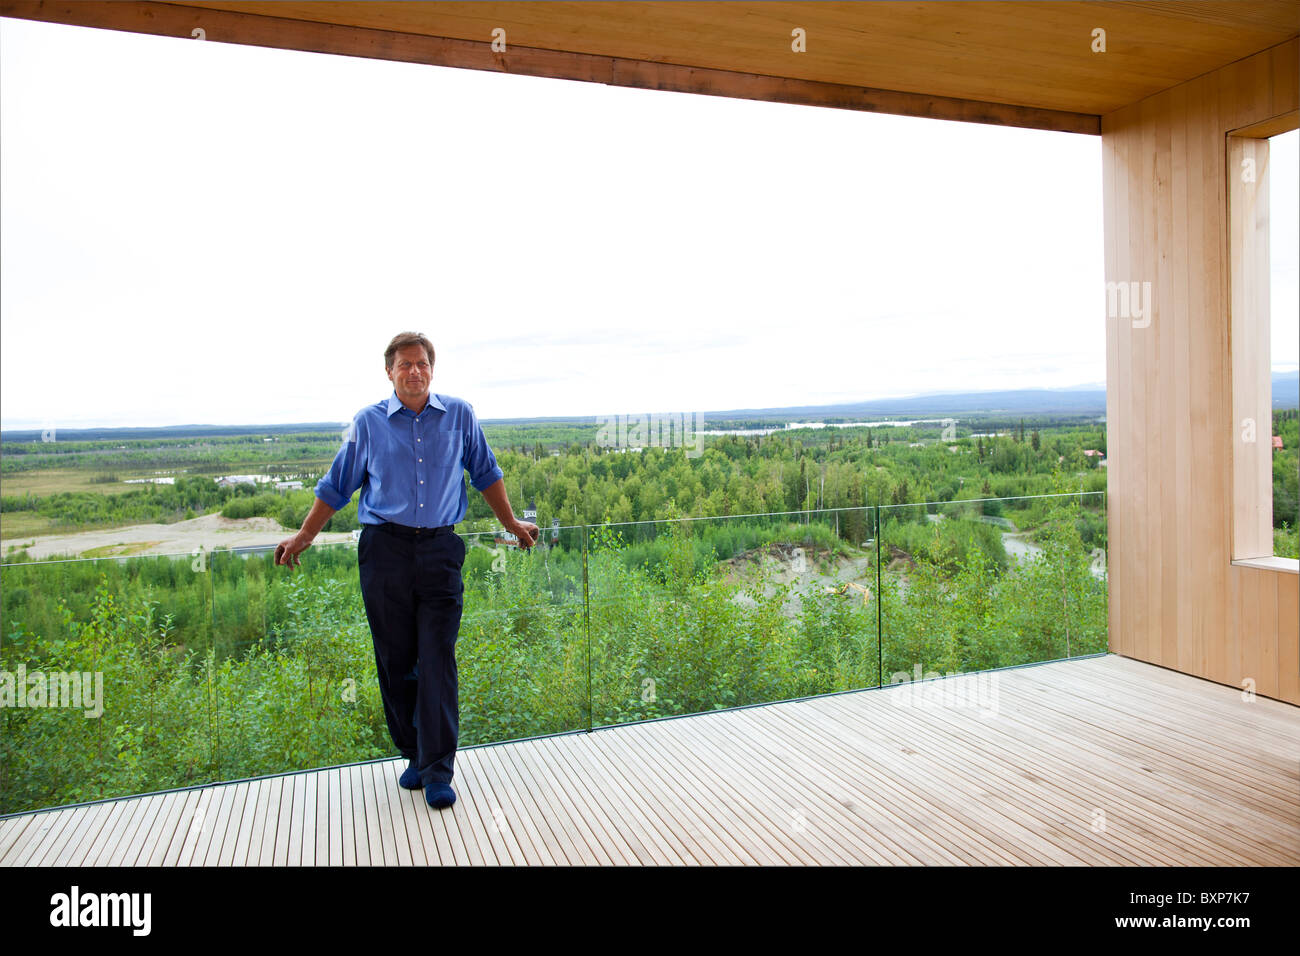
[315,416,368,509]
[463,403,504,492]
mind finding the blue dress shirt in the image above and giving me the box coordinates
[315,391,504,528]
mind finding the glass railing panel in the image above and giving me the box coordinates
[457,524,590,743]
[878,492,1108,693]
[0,549,211,814]
[586,507,879,726]
[992,491,1108,663]
[203,540,373,785]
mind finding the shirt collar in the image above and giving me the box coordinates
[386,390,447,417]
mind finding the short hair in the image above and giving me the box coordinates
[384,332,436,370]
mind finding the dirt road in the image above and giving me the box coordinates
[1,513,356,561]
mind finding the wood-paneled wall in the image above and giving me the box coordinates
[1102,38,1299,705]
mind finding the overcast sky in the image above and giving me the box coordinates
[1,16,1295,429]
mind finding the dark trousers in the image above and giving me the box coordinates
[357,522,466,787]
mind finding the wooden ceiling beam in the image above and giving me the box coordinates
[0,0,1100,133]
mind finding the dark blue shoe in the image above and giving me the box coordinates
[399,762,421,790]
[425,781,456,809]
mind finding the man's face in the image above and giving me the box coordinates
[387,344,433,404]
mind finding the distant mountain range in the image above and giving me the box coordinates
[1273,369,1300,407]
[3,373,1296,441]
[701,370,1297,422]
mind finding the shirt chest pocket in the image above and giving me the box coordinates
[424,430,463,471]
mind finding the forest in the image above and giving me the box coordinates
[3,411,1295,553]
[5,416,1112,536]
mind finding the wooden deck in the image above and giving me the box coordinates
[2,654,1297,866]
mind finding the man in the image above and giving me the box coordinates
[274,332,538,809]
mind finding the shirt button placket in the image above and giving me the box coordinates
[414,415,423,522]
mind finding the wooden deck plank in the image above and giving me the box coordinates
[91,795,147,867]
[713,698,985,864]
[1015,666,1299,815]
[510,737,641,865]
[735,702,1006,864]
[996,669,1297,840]
[53,802,116,868]
[99,796,154,866]
[128,792,184,868]
[372,762,418,865]
[381,760,435,866]
[28,807,89,868]
[539,734,663,864]
[1064,656,1300,741]
[670,707,921,864]
[338,766,359,866]
[563,734,693,865]
[607,715,819,864]
[149,791,199,867]
[304,771,322,866]
[0,816,36,863]
[476,741,580,864]
[353,763,378,865]
[544,734,676,865]
[105,795,162,868]
[2,656,1296,867]
[327,768,344,866]
[1058,657,1300,745]
[407,769,451,866]
[271,775,298,866]
[440,771,486,867]
[208,784,246,867]
[118,795,173,866]
[811,681,1135,863]
[227,781,263,867]
[248,776,278,866]
[504,736,625,865]
[200,784,234,868]
[366,762,411,866]
[352,766,375,866]
[823,686,1158,864]
[580,727,751,865]
[12,809,73,866]
[571,729,714,864]
[983,673,1297,861]
[672,706,933,864]
[861,670,1278,864]
[807,687,1133,864]
[453,754,517,865]
[473,744,562,865]
[284,773,306,867]
[175,785,220,868]
[72,804,119,868]
[254,776,283,865]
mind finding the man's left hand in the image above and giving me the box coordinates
[509,520,540,548]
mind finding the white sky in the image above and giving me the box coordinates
[0,16,1294,429]
[1271,128,1300,377]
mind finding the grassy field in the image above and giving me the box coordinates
[0,511,55,540]
[0,468,144,497]
[79,541,165,558]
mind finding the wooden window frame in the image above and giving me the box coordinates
[1228,110,1299,572]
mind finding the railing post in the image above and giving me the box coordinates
[875,503,883,689]
[582,523,592,734]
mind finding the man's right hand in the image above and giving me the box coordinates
[274,533,312,569]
